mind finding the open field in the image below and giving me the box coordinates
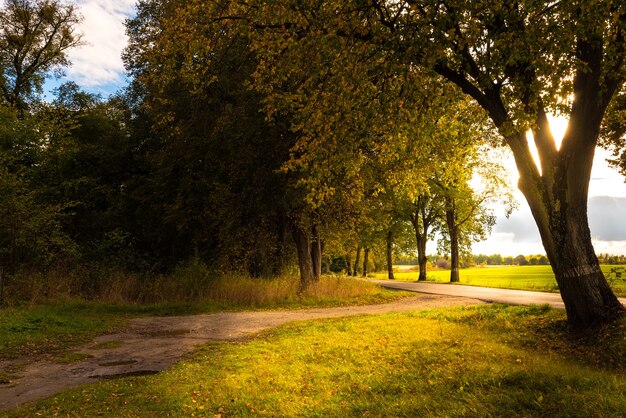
[373,265,626,296]
[7,304,625,417]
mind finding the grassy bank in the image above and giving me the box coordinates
[0,275,408,362]
[373,265,626,296]
[9,304,625,417]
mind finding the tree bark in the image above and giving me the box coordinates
[345,253,353,276]
[292,225,314,290]
[513,130,624,327]
[445,198,460,283]
[417,235,428,281]
[410,196,437,281]
[386,230,395,280]
[310,225,322,280]
[0,266,4,308]
[362,248,369,277]
[323,255,330,274]
[354,245,362,277]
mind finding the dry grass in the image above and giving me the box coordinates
[1,260,385,308]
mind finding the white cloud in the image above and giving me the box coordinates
[65,0,136,88]
[591,240,626,255]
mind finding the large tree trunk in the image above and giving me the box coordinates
[362,248,369,277]
[292,225,314,290]
[310,225,322,280]
[546,211,619,327]
[353,245,362,277]
[509,114,624,328]
[412,208,429,282]
[386,230,395,280]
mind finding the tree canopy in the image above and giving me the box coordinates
[235,0,626,327]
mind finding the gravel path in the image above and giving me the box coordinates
[0,294,482,411]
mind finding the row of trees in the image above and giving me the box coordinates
[5,3,508,265]
[231,0,626,328]
[0,0,496,285]
[1,0,625,328]
[397,253,550,267]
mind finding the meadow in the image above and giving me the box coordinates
[7,304,625,417]
[373,265,626,296]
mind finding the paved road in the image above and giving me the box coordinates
[372,280,626,309]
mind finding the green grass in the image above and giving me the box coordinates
[373,265,626,296]
[0,276,410,362]
[8,304,625,417]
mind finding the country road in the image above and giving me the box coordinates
[372,279,626,309]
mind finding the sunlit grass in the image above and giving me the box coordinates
[10,304,625,417]
[373,265,626,296]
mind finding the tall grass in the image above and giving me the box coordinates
[0,259,384,308]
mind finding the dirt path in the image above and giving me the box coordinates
[0,294,482,412]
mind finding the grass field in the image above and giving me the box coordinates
[8,304,625,417]
[373,265,626,296]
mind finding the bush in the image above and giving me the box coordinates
[435,257,450,269]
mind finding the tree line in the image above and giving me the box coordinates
[396,254,551,267]
[1,0,625,328]
[0,0,508,281]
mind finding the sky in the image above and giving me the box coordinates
[46,0,626,257]
[44,0,135,97]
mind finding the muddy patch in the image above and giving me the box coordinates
[98,359,137,367]
[142,329,190,337]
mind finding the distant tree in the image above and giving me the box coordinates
[33,83,147,269]
[0,0,82,110]
[514,255,529,266]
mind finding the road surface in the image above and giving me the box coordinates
[372,279,626,309]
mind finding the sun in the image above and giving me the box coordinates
[524,114,569,174]
[547,115,568,149]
